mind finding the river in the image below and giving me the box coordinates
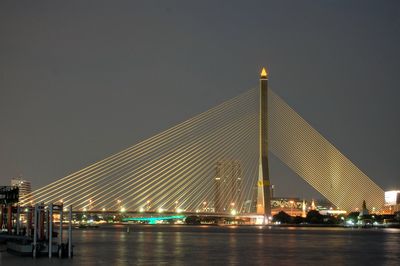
[1,225,399,265]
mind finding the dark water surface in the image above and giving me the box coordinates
[1,225,399,265]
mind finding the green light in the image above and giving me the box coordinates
[122,215,186,223]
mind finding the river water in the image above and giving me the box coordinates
[0,225,399,265]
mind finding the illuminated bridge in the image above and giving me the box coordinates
[121,215,186,225]
[21,68,385,216]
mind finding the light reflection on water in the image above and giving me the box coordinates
[0,225,399,265]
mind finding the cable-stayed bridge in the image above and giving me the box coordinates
[21,70,384,215]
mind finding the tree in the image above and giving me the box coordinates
[75,213,84,222]
[292,216,305,224]
[90,214,100,222]
[324,215,339,224]
[103,214,114,223]
[306,210,323,224]
[185,216,201,225]
[346,212,360,223]
[273,211,292,224]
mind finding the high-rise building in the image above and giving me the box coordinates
[214,160,242,213]
[11,177,32,203]
[384,191,400,206]
[384,190,400,213]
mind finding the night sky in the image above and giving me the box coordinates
[1,1,399,199]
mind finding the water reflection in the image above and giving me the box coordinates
[0,225,399,265]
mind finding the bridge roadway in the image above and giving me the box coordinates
[73,210,261,219]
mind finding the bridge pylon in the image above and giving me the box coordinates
[257,67,272,219]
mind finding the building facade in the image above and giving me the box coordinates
[214,160,242,213]
[11,177,32,203]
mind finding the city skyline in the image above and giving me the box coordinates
[0,1,399,200]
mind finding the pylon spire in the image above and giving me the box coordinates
[260,67,268,78]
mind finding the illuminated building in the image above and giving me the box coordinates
[270,198,303,216]
[385,191,400,205]
[270,198,343,216]
[214,160,242,213]
[302,200,306,218]
[311,200,316,210]
[11,177,32,203]
[384,190,400,213]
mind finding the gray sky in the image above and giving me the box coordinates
[1,1,399,199]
